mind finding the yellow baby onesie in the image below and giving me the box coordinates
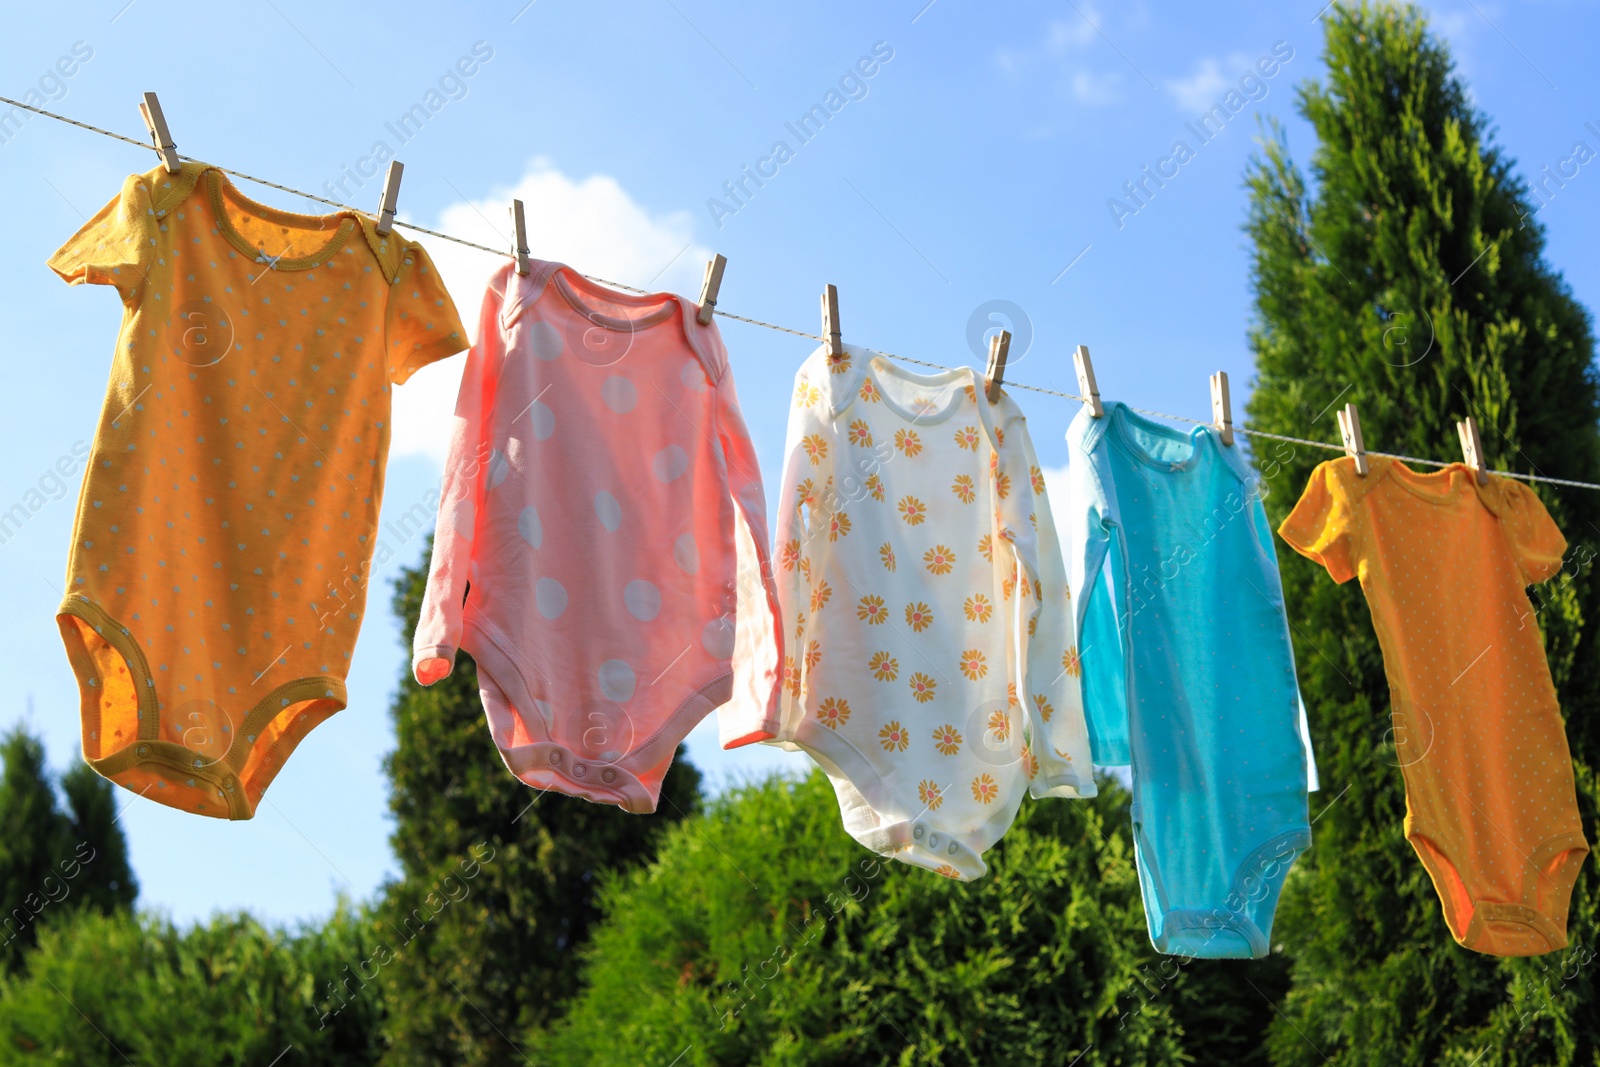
[1281,458,1589,955]
[50,162,466,819]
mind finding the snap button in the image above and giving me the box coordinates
[549,750,563,765]
[912,824,925,840]
[947,842,959,856]
[573,763,587,778]
[927,833,941,849]
[601,768,617,784]
[136,744,151,758]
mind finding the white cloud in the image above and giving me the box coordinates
[1071,69,1122,106]
[1045,14,1098,53]
[389,160,712,466]
[1165,53,1253,113]
[994,5,1124,106]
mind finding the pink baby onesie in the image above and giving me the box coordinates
[413,260,781,812]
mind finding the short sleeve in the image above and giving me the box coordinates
[386,241,468,385]
[47,172,157,303]
[1278,460,1361,584]
[1496,480,1567,584]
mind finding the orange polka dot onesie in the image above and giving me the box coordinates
[49,162,466,819]
[1281,457,1588,955]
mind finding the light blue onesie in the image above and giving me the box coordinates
[1064,402,1313,958]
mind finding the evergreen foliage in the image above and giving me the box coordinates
[375,543,705,1064]
[542,769,1289,1066]
[0,905,386,1066]
[0,729,136,973]
[3,11,1599,1064]
[1244,5,1600,1063]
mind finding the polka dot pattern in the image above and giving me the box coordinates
[771,346,1095,882]
[598,659,636,702]
[50,162,467,820]
[535,577,568,619]
[652,445,688,483]
[701,617,736,658]
[409,261,782,815]
[601,375,637,413]
[673,532,699,575]
[529,400,555,441]
[1281,456,1588,955]
[486,449,510,489]
[517,505,542,548]
[594,491,622,532]
[528,320,563,361]
[623,580,661,621]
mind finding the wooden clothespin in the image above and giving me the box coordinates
[1210,371,1234,445]
[697,254,727,326]
[984,330,1011,403]
[138,92,180,174]
[375,161,404,237]
[1337,402,1369,476]
[1073,344,1103,418]
[821,284,843,359]
[1456,415,1488,484]
[510,199,532,276]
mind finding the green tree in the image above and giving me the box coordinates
[1244,5,1600,1063]
[542,768,1251,1067]
[0,729,136,972]
[0,903,386,1066]
[58,764,136,919]
[376,543,704,1065]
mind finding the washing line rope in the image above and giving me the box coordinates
[9,93,1600,493]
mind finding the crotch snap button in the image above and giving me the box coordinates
[601,768,617,784]
[549,750,563,766]
[912,824,925,840]
[947,842,959,856]
[927,833,941,849]
[573,763,587,778]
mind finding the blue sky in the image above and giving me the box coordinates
[1,0,1595,926]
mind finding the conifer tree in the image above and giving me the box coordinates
[0,733,63,972]
[543,771,1193,1067]
[0,905,386,1066]
[375,543,703,1065]
[58,764,136,918]
[0,729,137,972]
[1244,5,1600,1062]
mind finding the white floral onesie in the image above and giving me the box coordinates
[772,345,1096,880]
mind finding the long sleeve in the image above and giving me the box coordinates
[769,365,826,741]
[993,411,1096,799]
[411,276,504,685]
[1064,418,1131,765]
[709,331,784,748]
[1249,482,1321,793]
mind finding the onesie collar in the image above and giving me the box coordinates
[822,345,1006,452]
[1377,456,1517,514]
[146,159,208,215]
[1072,400,1256,488]
[495,259,715,381]
[145,161,405,282]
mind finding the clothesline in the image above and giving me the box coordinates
[9,92,1600,493]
